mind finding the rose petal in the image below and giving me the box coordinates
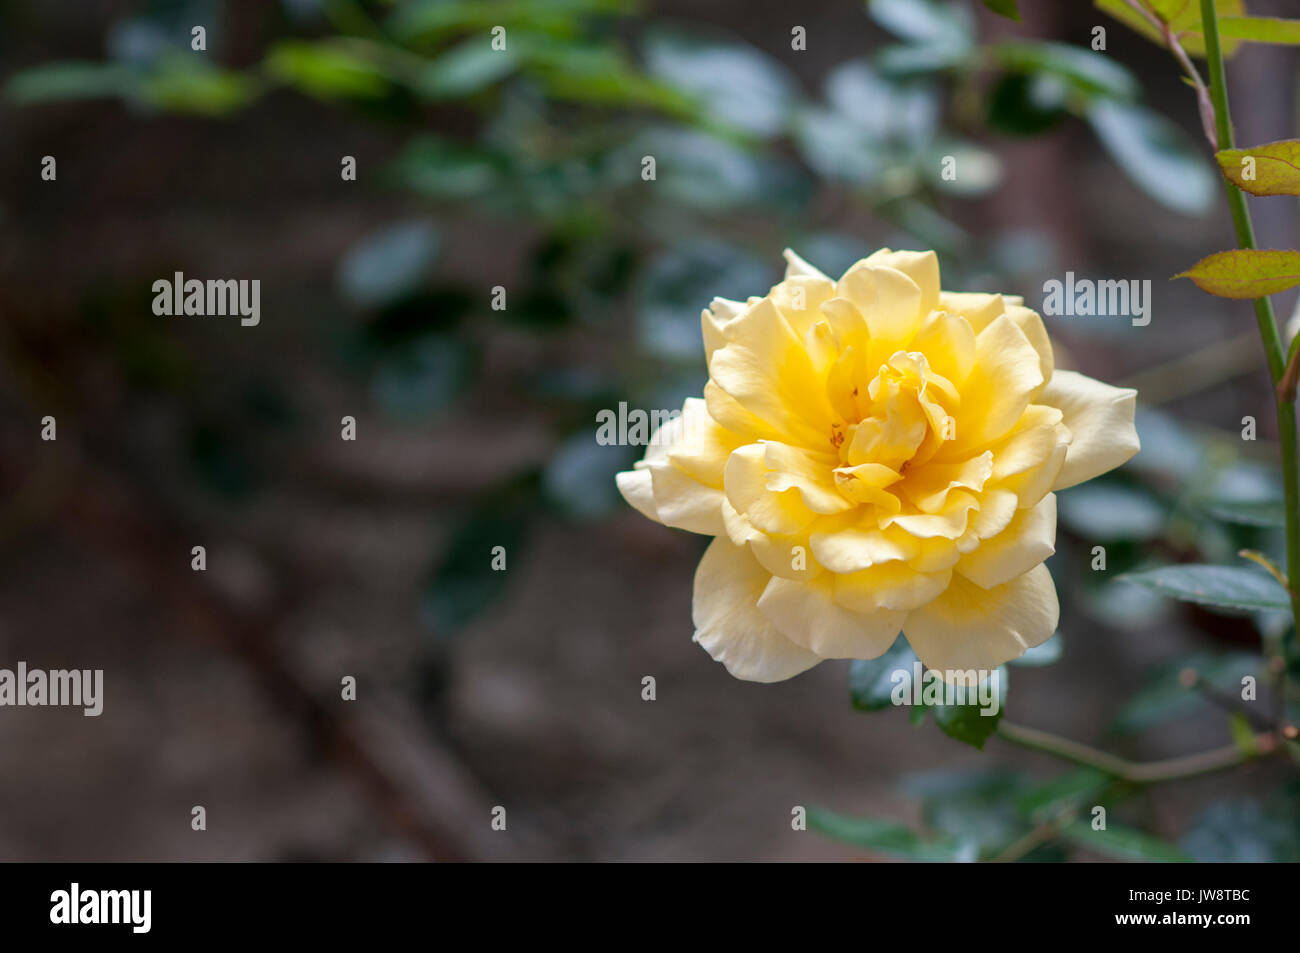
[1041,370,1140,489]
[693,538,822,682]
[758,573,905,659]
[956,494,1056,589]
[902,563,1058,676]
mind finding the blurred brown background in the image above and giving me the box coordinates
[1,0,1297,861]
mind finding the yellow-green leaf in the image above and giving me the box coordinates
[1217,140,1300,196]
[1175,249,1300,300]
[1094,0,1245,57]
[982,0,1021,21]
[1219,16,1300,44]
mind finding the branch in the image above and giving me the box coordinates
[996,720,1275,784]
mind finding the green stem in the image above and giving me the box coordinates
[996,721,1266,784]
[1199,0,1300,642]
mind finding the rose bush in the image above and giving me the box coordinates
[618,248,1139,682]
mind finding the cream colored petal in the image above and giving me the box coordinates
[666,397,743,487]
[758,573,905,659]
[721,499,820,581]
[1005,302,1054,385]
[938,291,1005,329]
[965,488,1019,542]
[705,378,781,443]
[902,563,1058,675]
[884,490,978,539]
[783,247,831,281]
[956,494,1056,589]
[899,452,993,513]
[912,310,976,386]
[770,275,836,338]
[810,525,917,574]
[1041,370,1140,489]
[833,563,952,613]
[937,292,1052,385]
[989,405,1066,480]
[946,314,1044,453]
[692,537,822,682]
[762,441,851,515]
[834,261,925,346]
[724,443,817,536]
[707,298,835,446]
[997,442,1067,511]
[701,297,750,362]
[865,248,940,317]
[648,464,727,536]
[615,411,684,525]
[616,468,660,523]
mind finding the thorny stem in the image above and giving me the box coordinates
[996,0,1300,794]
[1196,0,1300,643]
[1123,0,1218,145]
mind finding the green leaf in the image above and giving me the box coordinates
[623,128,773,211]
[6,61,136,104]
[1109,652,1262,735]
[1016,769,1110,822]
[139,59,260,115]
[338,221,440,308]
[422,477,536,636]
[264,40,391,100]
[1200,498,1286,528]
[848,634,917,711]
[371,334,476,419]
[823,59,940,146]
[1094,0,1247,58]
[982,0,1021,21]
[1175,248,1300,300]
[1227,711,1258,754]
[1086,99,1214,215]
[1219,16,1300,45]
[807,807,977,861]
[385,136,504,200]
[909,770,1034,853]
[636,242,771,361]
[642,28,797,138]
[926,141,1003,196]
[1216,140,1300,196]
[990,39,1138,100]
[1181,797,1300,862]
[1062,820,1191,862]
[526,40,694,114]
[849,635,1007,748]
[931,667,1007,750]
[869,0,973,46]
[986,73,1068,137]
[1058,482,1166,542]
[1119,564,1292,613]
[793,108,887,185]
[388,0,628,43]
[869,0,974,76]
[415,39,519,98]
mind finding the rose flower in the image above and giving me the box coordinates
[617,249,1139,682]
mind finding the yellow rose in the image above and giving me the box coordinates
[617,248,1139,682]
